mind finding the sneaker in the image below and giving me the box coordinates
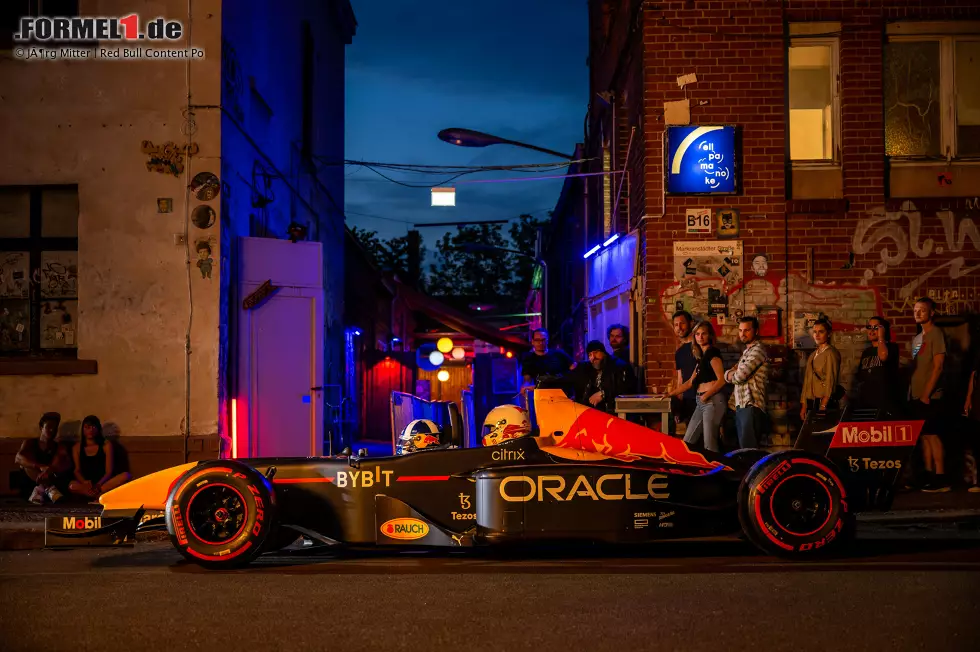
[29,485,46,504]
[46,486,64,503]
[968,485,980,493]
[921,480,952,493]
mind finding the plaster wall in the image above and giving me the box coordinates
[0,0,223,440]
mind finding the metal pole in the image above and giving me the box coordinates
[497,138,575,161]
[534,227,547,333]
[541,260,549,334]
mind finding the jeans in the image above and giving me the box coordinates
[735,405,768,449]
[683,393,726,452]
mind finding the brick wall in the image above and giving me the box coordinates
[586,0,980,440]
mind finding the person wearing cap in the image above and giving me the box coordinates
[15,412,72,504]
[582,340,636,414]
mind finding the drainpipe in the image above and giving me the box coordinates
[181,0,195,463]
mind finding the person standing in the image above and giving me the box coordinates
[908,297,949,492]
[669,321,726,452]
[852,316,902,417]
[607,324,630,364]
[671,311,697,429]
[519,328,574,386]
[724,316,770,449]
[963,350,980,492]
[800,318,842,420]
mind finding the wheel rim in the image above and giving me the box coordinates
[186,484,248,545]
[769,474,832,537]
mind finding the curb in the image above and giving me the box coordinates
[856,509,980,525]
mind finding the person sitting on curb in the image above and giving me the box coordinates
[69,415,131,500]
[15,412,71,504]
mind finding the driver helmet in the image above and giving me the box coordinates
[396,419,442,455]
[482,405,532,447]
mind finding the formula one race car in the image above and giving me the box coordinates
[89,390,922,568]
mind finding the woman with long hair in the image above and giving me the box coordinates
[669,321,727,452]
[69,415,130,499]
[801,318,842,420]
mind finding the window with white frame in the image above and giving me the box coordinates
[885,36,980,158]
[788,37,840,163]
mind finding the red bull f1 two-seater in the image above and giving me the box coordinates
[90,390,922,568]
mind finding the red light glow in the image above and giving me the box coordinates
[231,398,238,458]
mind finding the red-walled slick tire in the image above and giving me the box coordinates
[738,451,849,557]
[166,461,277,568]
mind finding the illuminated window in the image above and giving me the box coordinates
[788,38,838,162]
[885,35,980,158]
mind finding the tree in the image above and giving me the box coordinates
[427,222,510,299]
[425,215,550,304]
[349,226,425,283]
[503,213,550,300]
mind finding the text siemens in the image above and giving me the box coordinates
[499,474,669,502]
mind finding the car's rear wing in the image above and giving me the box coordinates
[795,407,923,511]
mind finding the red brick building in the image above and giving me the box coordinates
[578,0,980,442]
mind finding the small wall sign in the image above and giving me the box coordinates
[685,208,711,234]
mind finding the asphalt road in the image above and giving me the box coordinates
[2,538,980,652]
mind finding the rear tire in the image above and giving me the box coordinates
[738,451,849,557]
[166,461,277,569]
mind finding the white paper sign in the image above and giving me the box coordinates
[685,209,711,234]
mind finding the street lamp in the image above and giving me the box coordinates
[438,127,575,161]
[454,243,548,332]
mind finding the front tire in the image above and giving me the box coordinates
[166,461,277,568]
[738,451,849,557]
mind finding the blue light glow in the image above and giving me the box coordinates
[583,244,601,259]
[603,233,620,247]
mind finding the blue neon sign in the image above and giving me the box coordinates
[665,125,739,194]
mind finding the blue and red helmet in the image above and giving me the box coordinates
[396,419,442,455]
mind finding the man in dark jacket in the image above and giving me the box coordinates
[583,340,636,414]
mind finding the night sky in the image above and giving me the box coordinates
[344,1,588,246]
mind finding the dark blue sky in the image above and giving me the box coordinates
[344,1,588,244]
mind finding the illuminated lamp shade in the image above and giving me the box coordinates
[451,346,465,360]
[428,350,445,366]
[431,187,455,207]
[437,337,454,353]
[437,369,450,382]
[416,342,440,371]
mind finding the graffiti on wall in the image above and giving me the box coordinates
[661,272,882,345]
[852,200,980,301]
[141,141,200,177]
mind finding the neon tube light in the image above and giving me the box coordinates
[231,398,238,459]
[604,234,620,247]
[583,244,601,259]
